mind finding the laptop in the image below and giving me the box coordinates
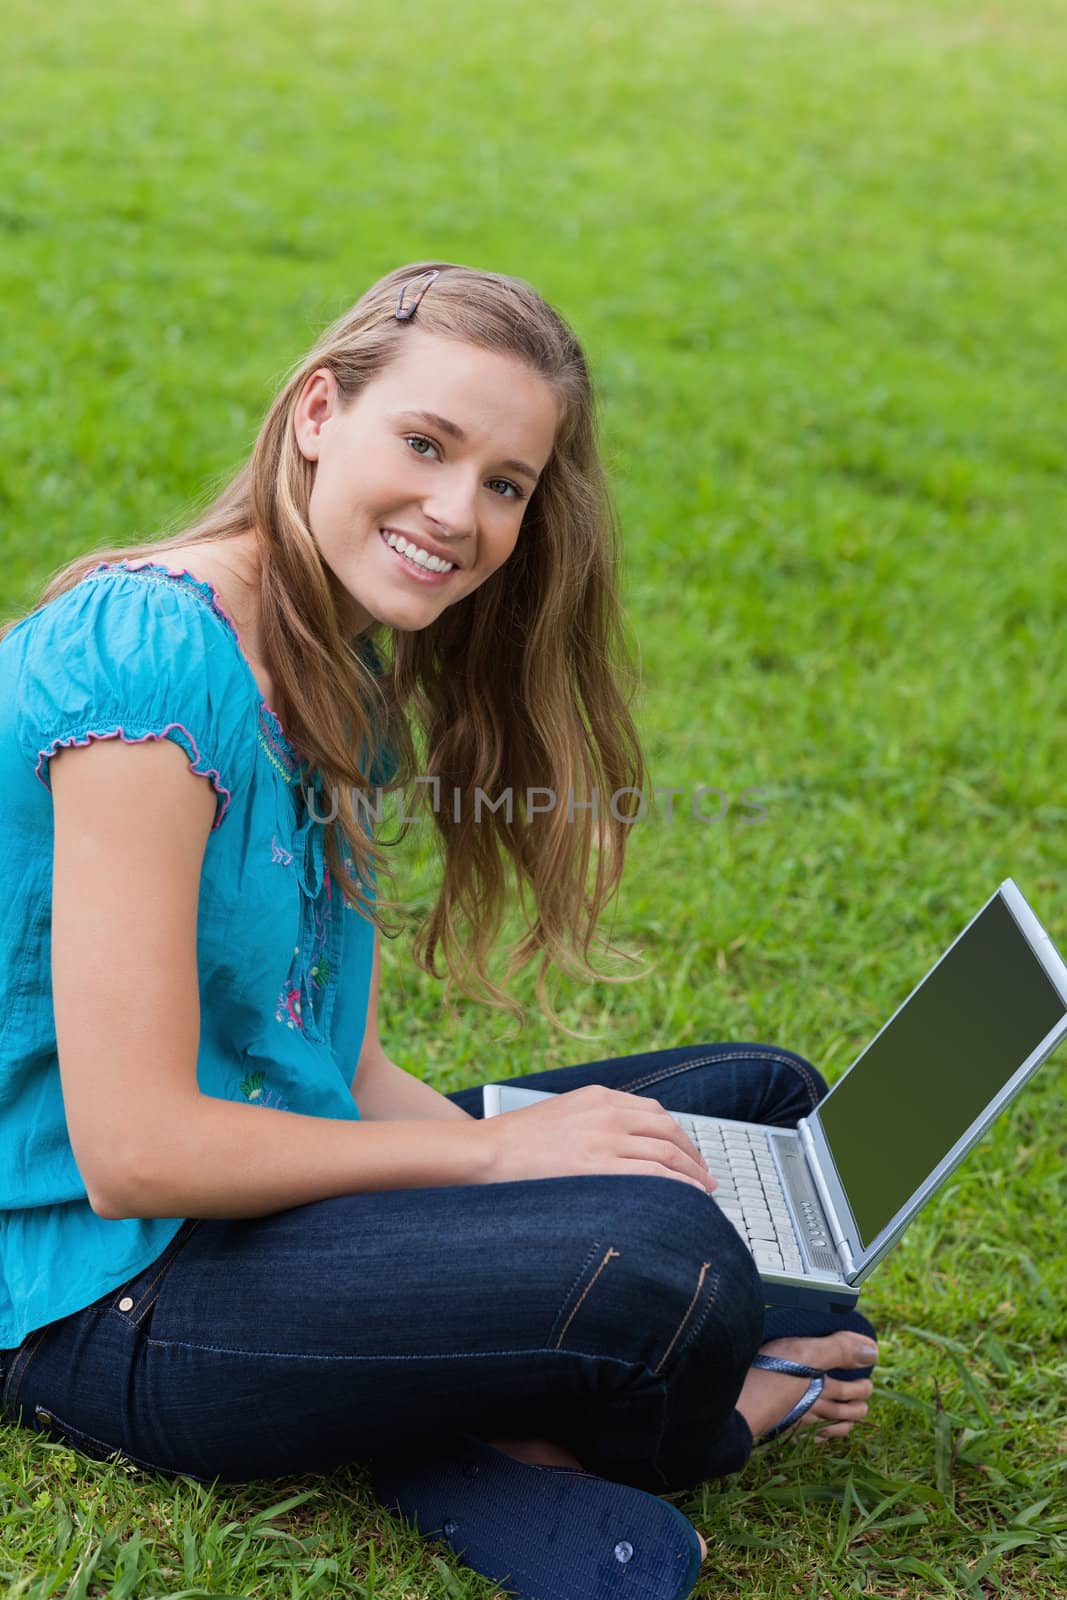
[483,880,1067,1312]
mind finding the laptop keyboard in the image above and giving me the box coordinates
[671,1116,806,1276]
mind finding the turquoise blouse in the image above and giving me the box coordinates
[0,559,394,1349]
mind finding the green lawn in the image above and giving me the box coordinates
[2,0,1065,1595]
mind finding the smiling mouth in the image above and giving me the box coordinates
[379,528,458,578]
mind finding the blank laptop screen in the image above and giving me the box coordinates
[817,894,1066,1248]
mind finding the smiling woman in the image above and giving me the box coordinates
[5,263,647,1029]
[0,261,878,1600]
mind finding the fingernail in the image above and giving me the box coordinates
[860,1344,878,1362]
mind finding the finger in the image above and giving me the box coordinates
[602,1091,713,1182]
[627,1136,715,1191]
[627,1106,710,1177]
[630,1159,713,1195]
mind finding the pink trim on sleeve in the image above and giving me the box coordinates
[35,725,233,830]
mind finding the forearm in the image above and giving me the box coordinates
[354,1054,477,1122]
[104,1086,489,1221]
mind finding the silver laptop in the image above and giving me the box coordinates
[483,880,1067,1313]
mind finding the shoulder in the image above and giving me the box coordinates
[13,563,261,812]
[19,564,253,694]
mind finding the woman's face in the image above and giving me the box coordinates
[293,329,561,635]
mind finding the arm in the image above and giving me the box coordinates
[50,737,490,1224]
[351,935,476,1122]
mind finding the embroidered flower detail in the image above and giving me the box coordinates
[238,1070,290,1111]
[303,876,333,994]
[274,863,337,1039]
[271,835,293,866]
[275,981,304,1031]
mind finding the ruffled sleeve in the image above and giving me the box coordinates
[16,568,259,830]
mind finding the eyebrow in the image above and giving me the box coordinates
[391,410,542,484]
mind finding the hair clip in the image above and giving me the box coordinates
[394,270,441,322]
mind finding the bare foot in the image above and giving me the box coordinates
[488,1436,708,1562]
[737,1330,878,1443]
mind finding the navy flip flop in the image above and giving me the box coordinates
[756,1305,879,1443]
[370,1433,704,1599]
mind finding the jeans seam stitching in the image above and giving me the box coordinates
[669,1266,723,1371]
[652,1260,712,1377]
[126,1221,202,1323]
[546,1240,602,1349]
[3,1326,50,1420]
[553,1247,620,1350]
[619,1049,823,1110]
[139,1339,645,1368]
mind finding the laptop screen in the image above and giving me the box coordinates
[817,893,1066,1248]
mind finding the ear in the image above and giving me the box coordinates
[293,368,339,463]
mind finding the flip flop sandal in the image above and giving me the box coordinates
[755,1304,879,1444]
[751,1352,827,1442]
[370,1433,704,1600]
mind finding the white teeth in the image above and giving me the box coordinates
[383,531,455,573]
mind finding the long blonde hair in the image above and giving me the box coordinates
[3,262,650,1031]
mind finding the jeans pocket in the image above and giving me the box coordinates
[1,1222,199,1433]
[104,1219,204,1337]
[30,1402,186,1478]
[29,1404,119,1465]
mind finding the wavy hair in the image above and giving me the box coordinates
[3,262,651,1032]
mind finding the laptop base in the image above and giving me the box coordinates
[761,1280,861,1314]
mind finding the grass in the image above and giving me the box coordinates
[2,0,1066,1594]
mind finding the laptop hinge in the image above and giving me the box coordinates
[798,1118,856,1277]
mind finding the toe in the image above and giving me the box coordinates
[813,1421,857,1441]
[804,1395,870,1427]
[765,1330,877,1374]
[822,1375,873,1402]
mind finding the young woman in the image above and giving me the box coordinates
[0,263,878,1600]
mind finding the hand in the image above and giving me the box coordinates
[480,1084,717,1194]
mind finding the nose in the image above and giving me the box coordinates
[422,470,478,545]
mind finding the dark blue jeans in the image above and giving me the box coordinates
[0,1042,829,1494]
